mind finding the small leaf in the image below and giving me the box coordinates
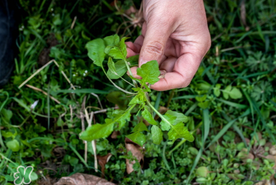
[126,132,146,146]
[142,107,157,125]
[107,58,127,79]
[80,119,115,141]
[6,139,20,152]
[137,60,160,86]
[151,125,163,145]
[214,84,221,97]
[229,87,242,99]
[223,85,242,99]
[133,121,148,132]
[86,38,106,67]
[223,85,232,99]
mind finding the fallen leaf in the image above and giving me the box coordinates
[98,153,112,177]
[54,173,115,185]
[125,138,144,174]
[111,131,120,139]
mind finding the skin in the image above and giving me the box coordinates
[126,0,211,91]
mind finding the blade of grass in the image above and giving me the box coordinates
[222,113,248,147]
[206,109,250,149]
[186,109,210,184]
[216,98,247,109]
[162,142,173,175]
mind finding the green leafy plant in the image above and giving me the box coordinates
[80,35,194,146]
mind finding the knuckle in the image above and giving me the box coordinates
[144,41,164,55]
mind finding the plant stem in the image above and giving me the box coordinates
[102,67,136,95]
[124,59,137,86]
[144,93,171,127]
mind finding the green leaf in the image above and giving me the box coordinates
[80,119,115,141]
[129,89,146,105]
[126,132,146,146]
[112,107,133,130]
[137,60,160,86]
[142,106,157,125]
[127,55,139,67]
[133,121,148,132]
[223,85,242,99]
[229,87,242,99]
[214,84,221,97]
[6,139,20,152]
[168,123,194,142]
[160,110,188,131]
[160,114,174,131]
[106,37,128,60]
[107,58,127,79]
[106,91,128,110]
[166,110,189,124]
[103,35,120,47]
[151,125,163,145]
[1,108,12,123]
[86,38,106,67]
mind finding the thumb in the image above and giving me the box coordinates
[139,19,174,67]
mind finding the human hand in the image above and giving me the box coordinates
[126,0,211,91]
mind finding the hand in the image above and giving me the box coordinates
[126,0,211,91]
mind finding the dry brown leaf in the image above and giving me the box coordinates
[111,131,120,139]
[98,153,112,177]
[125,138,144,174]
[54,173,116,185]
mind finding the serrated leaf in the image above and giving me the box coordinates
[168,122,194,142]
[151,125,163,145]
[107,58,127,79]
[80,119,115,141]
[142,106,157,125]
[133,121,148,132]
[137,60,160,86]
[126,132,146,146]
[86,38,105,67]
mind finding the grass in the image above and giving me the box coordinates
[0,0,276,184]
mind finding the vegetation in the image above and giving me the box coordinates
[0,0,276,184]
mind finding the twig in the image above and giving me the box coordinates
[18,60,55,89]
[71,16,77,29]
[25,84,61,104]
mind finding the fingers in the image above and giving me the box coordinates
[139,16,175,67]
[151,53,201,91]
